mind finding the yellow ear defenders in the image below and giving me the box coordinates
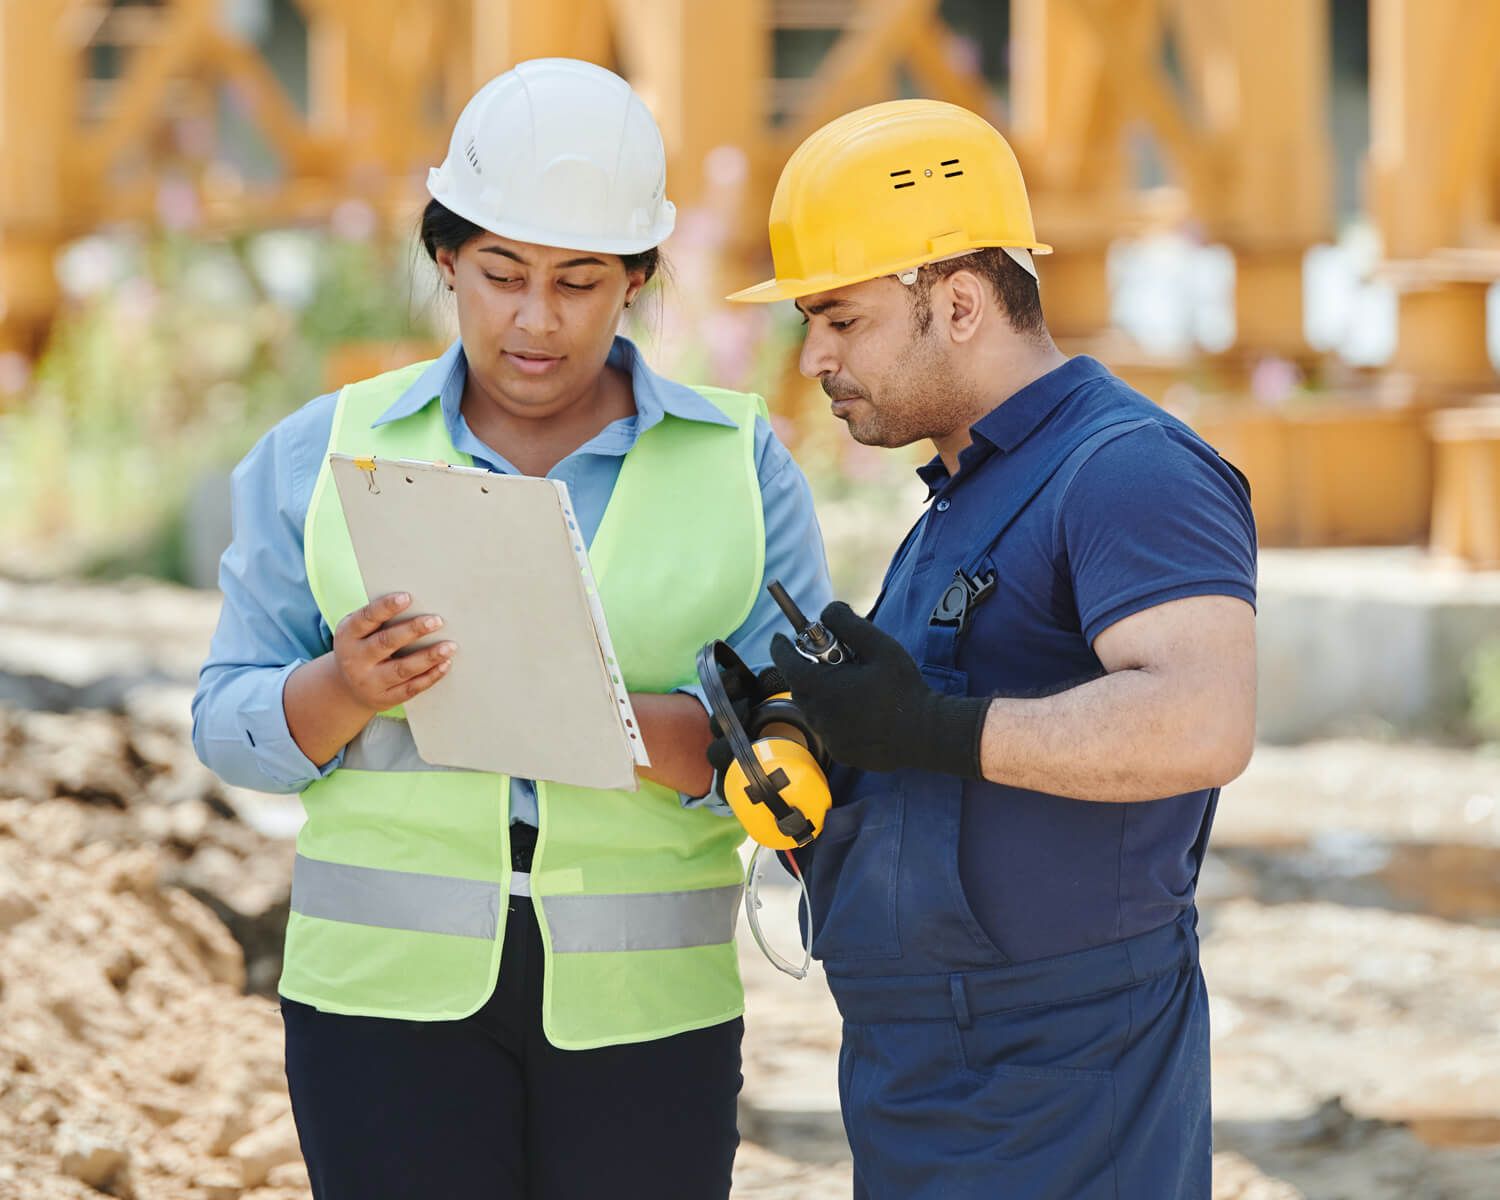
[698,580,850,979]
[696,638,834,980]
[695,641,832,851]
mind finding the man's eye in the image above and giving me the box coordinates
[830,319,855,331]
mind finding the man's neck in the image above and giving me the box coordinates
[932,340,1069,477]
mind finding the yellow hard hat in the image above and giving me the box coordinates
[728,99,1050,304]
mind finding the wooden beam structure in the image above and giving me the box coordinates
[2,0,1497,411]
[1009,0,1333,355]
[0,0,78,355]
[1368,0,1500,399]
[1180,0,1332,363]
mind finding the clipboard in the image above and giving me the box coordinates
[329,454,651,790]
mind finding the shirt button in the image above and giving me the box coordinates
[935,499,951,512]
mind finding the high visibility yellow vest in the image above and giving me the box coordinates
[279,361,764,1049]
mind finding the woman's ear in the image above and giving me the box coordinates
[624,266,648,308]
[435,246,459,292]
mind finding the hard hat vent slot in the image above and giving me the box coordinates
[464,138,482,175]
[941,158,963,178]
[890,169,916,191]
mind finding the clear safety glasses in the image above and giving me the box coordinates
[744,843,812,980]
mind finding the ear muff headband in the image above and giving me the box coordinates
[746,697,828,768]
[695,641,816,844]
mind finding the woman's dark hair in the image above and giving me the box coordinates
[419,198,661,284]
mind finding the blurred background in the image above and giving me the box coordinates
[0,1,1498,1197]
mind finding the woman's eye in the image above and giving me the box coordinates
[560,281,599,292]
[484,274,519,285]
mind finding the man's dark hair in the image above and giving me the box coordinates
[908,247,1046,340]
[417,198,662,284]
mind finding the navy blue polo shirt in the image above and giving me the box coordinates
[869,356,1256,962]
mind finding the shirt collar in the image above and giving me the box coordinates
[914,355,1112,496]
[370,335,738,432]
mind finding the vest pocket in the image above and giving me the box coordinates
[807,790,904,963]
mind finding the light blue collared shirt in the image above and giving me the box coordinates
[191,336,833,822]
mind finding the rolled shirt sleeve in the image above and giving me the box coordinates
[190,395,343,793]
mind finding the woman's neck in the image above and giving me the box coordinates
[460,363,636,477]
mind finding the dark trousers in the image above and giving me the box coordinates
[282,896,743,1199]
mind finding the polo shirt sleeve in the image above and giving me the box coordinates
[1057,421,1257,646]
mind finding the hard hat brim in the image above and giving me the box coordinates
[429,181,675,257]
[725,241,1053,305]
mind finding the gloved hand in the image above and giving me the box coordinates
[770,602,990,778]
[705,664,786,800]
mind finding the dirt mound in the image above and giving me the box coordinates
[0,705,293,995]
[0,796,304,1198]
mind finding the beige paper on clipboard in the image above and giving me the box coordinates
[329,454,650,790]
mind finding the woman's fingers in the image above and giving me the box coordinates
[385,655,454,704]
[377,640,457,689]
[367,613,445,664]
[332,597,449,710]
[337,592,412,642]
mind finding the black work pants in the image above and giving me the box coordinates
[282,896,743,1199]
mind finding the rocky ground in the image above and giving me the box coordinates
[1,578,1498,1197]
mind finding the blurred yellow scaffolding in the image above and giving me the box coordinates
[1,0,1498,557]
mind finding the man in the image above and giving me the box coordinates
[725,100,1257,1198]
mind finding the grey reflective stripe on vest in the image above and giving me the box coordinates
[543,884,742,953]
[292,857,741,952]
[342,716,463,772]
[291,855,500,939]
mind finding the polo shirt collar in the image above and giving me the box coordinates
[915,355,1111,496]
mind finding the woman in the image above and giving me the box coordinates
[192,58,832,1199]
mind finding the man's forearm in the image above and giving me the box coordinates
[976,666,1253,802]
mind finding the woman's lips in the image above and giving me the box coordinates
[503,351,563,376]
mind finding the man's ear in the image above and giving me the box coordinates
[941,270,988,344]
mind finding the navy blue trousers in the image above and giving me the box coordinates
[282,896,743,1199]
[831,914,1211,1200]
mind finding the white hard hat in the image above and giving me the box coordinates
[427,58,675,255]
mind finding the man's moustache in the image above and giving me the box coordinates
[821,379,866,402]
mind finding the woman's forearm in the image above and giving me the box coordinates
[284,653,378,769]
[284,672,715,795]
[629,692,714,798]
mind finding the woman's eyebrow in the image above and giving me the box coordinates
[477,246,608,270]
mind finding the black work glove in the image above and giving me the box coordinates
[705,665,787,800]
[770,602,989,778]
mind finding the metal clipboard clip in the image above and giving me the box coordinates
[353,456,380,494]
